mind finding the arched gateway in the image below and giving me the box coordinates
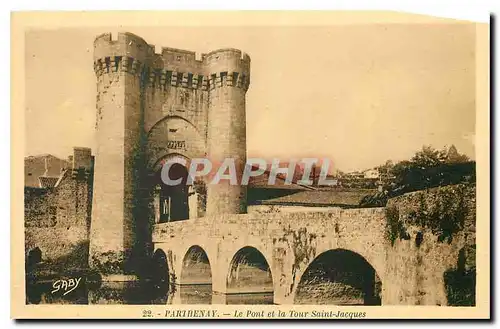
[89,32,251,274]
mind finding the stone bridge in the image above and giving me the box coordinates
[152,184,476,306]
[152,208,388,305]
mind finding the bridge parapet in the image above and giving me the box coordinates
[152,208,388,303]
[152,208,387,245]
[149,184,475,306]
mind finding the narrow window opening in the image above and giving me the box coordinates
[114,56,122,71]
[220,71,228,86]
[104,57,111,73]
[165,71,173,86]
[232,72,239,84]
[415,232,424,248]
[177,72,184,86]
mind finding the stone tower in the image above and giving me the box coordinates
[89,32,250,277]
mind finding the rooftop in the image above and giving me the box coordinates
[259,189,376,208]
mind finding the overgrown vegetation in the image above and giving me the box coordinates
[194,180,207,216]
[444,268,476,306]
[255,205,282,214]
[90,250,126,274]
[411,186,467,243]
[385,206,409,246]
[26,241,92,279]
[444,246,476,306]
[384,185,469,245]
[360,145,475,208]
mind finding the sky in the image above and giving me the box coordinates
[25,22,476,172]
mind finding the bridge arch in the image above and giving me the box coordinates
[180,245,213,285]
[26,247,42,268]
[151,248,170,284]
[226,246,274,304]
[294,248,382,305]
[178,245,213,304]
[147,248,171,304]
[227,246,274,290]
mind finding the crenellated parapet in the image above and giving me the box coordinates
[94,32,153,62]
[94,56,147,77]
[208,71,250,91]
[91,33,251,272]
[146,70,210,90]
[204,48,251,92]
[94,56,250,91]
[93,33,251,92]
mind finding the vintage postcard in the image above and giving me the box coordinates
[11,11,490,319]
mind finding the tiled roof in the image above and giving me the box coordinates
[38,176,60,188]
[25,154,70,188]
[260,189,376,207]
[248,167,315,190]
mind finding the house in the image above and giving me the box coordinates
[363,168,380,179]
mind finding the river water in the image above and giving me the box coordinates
[26,280,274,305]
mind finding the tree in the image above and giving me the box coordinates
[411,145,447,169]
[376,160,394,175]
[391,160,412,181]
[359,144,475,207]
[445,145,470,164]
[392,145,474,194]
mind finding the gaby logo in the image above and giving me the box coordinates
[51,277,82,296]
[160,157,337,186]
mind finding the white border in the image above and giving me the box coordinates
[4,1,498,328]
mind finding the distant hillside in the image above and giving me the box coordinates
[25,154,70,187]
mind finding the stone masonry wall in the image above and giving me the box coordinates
[25,170,93,268]
[152,183,476,305]
[90,33,251,275]
[152,208,388,305]
[384,184,476,306]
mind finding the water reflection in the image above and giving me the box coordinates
[26,279,274,305]
[294,282,365,305]
[179,284,212,304]
[26,280,89,305]
[226,292,274,305]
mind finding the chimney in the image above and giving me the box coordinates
[72,147,92,171]
[43,157,49,177]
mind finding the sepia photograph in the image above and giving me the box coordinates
[11,10,490,319]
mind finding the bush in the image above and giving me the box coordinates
[360,161,475,207]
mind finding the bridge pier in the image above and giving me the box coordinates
[151,195,475,307]
[170,287,182,305]
[211,262,229,295]
[273,290,295,305]
[153,212,389,306]
[211,293,227,305]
